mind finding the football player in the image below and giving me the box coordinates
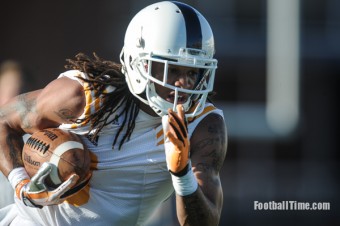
[0,1,227,225]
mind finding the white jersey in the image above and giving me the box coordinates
[7,70,224,226]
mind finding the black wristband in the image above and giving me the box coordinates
[169,163,189,177]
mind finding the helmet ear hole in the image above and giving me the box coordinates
[129,56,133,70]
[144,63,148,73]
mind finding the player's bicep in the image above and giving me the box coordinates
[2,77,85,134]
[35,77,85,126]
[191,113,227,175]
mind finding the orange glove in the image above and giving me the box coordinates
[162,104,190,175]
[162,105,198,196]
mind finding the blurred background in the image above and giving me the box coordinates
[0,0,339,225]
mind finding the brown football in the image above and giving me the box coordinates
[22,128,90,188]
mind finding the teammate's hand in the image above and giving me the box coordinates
[15,162,79,208]
[162,104,190,175]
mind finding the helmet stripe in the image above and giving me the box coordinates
[172,2,202,50]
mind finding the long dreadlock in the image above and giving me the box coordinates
[65,52,140,149]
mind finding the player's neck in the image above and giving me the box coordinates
[138,100,159,117]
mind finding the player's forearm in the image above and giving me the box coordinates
[0,122,24,177]
[176,188,221,226]
[0,93,40,176]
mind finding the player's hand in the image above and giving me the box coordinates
[15,162,79,208]
[162,105,198,196]
[162,104,190,175]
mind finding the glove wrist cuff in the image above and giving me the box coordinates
[8,167,29,190]
[169,164,189,177]
[171,162,198,196]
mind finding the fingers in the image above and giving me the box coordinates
[176,104,185,122]
[60,172,91,199]
[162,115,170,137]
[175,104,187,130]
[168,105,188,141]
[168,118,184,143]
[50,174,79,201]
[32,162,52,182]
[29,163,79,202]
[166,131,184,148]
[59,174,79,193]
[30,162,53,191]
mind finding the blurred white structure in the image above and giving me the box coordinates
[266,0,300,136]
[217,0,300,140]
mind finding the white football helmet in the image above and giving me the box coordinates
[120,1,217,117]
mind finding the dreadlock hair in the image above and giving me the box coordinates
[65,52,140,150]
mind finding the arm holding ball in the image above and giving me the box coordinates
[0,77,88,208]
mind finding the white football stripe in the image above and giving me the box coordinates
[49,141,84,185]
